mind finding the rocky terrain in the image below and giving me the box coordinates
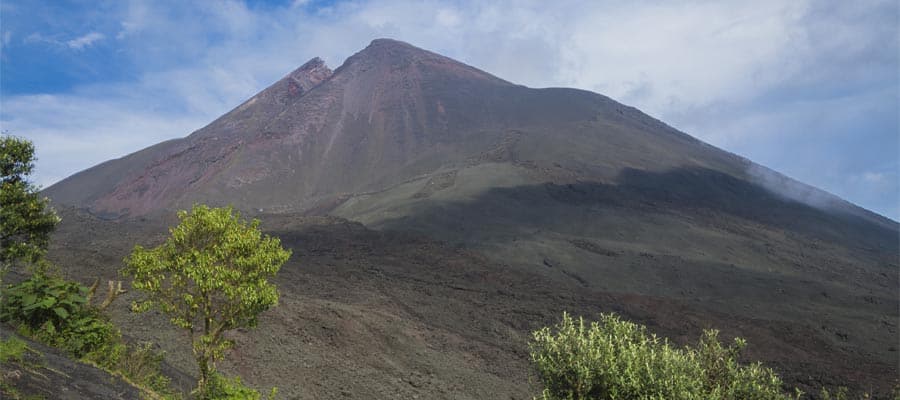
[38,207,896,398]
[29,39,900,398]
[0,328,146,399]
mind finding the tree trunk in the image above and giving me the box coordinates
[197,353,210,396]
[196,296,213,397]
[192,326,211,398]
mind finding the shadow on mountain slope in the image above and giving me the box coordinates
[376,166,898,252]
[366,165,898,390]
[43,205,898,398]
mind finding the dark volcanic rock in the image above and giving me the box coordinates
[39,39,899,398]
[0,329,144,399]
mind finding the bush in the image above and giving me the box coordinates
[115,342,176,397]
[529,312,798,400]
[1,272,89,332]
[0,273,177,398]
[0,272,121,360]
[198,372,276,400]
[0,337,27,363]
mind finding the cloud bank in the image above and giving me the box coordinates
[0,0,896,219]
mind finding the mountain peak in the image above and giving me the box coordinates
[295,56,328,72]
[344,38,441,67]
[367,38,416,49]
[285,56,332,90]
[38,38,900,397]
[338,38,511,87]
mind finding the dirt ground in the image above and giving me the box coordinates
[29,208,897,399]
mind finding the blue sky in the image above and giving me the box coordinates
[1,0,897,220]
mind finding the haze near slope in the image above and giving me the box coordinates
[44,39,884,225]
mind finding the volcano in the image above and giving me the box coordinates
[41,39,898,398]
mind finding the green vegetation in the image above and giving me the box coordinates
[0,135,60,270]
[0,271,178,398]
[1,271,120,360]
[205,372,277,400]
[0,175,279,398]
[124,204,290,398]
[530,312,799,400]
[818,387,851,400]
[0,337,28,363]
[0,136,178,398]
[0,336,45,400]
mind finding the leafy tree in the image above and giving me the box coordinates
[0,136,177,398]
[530,312,798,400]
[0,135,60,268]
[123,204,291,396]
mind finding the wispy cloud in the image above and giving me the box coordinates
[22,31,105,50]
[861,172,886,184]
[23,32,51,45]
[1,92,210,189]
[66,32,104,50]
[0,0,896,219]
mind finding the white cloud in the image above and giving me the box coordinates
[66,32,104,50]
[116,2,150,39]
[2,93,210,189]
[558,2,806,114]
[24,32,49,45]
[861,172,886,184]
[435,8,461,28]
[22,31,106,50]
[1,0,896,218]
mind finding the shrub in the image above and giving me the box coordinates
[529,312,798,400]
[0,337,27,363]
[818,387,850,400]
[0,272,120,360]
[0,273,177,398]
[115,342,175,397]
[0,272,88,332]
[199,372,276,400]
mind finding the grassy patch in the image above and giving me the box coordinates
[0,337,27,363]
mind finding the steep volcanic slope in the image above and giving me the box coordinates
[45,40,892,230]
[41,39,899,397]
[43,39,796,218]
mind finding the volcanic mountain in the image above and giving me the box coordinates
[41,39,898,398]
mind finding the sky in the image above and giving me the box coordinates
[0,0,897,220]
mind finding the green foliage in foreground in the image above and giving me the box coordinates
[0,336,46,400]
[0,337,28,363]
[200,372,277,400]
[124,204,290,396]
[530,312,799,400]
[1,272,119,360]
[0,135,60,269]
[0,272,178,398]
